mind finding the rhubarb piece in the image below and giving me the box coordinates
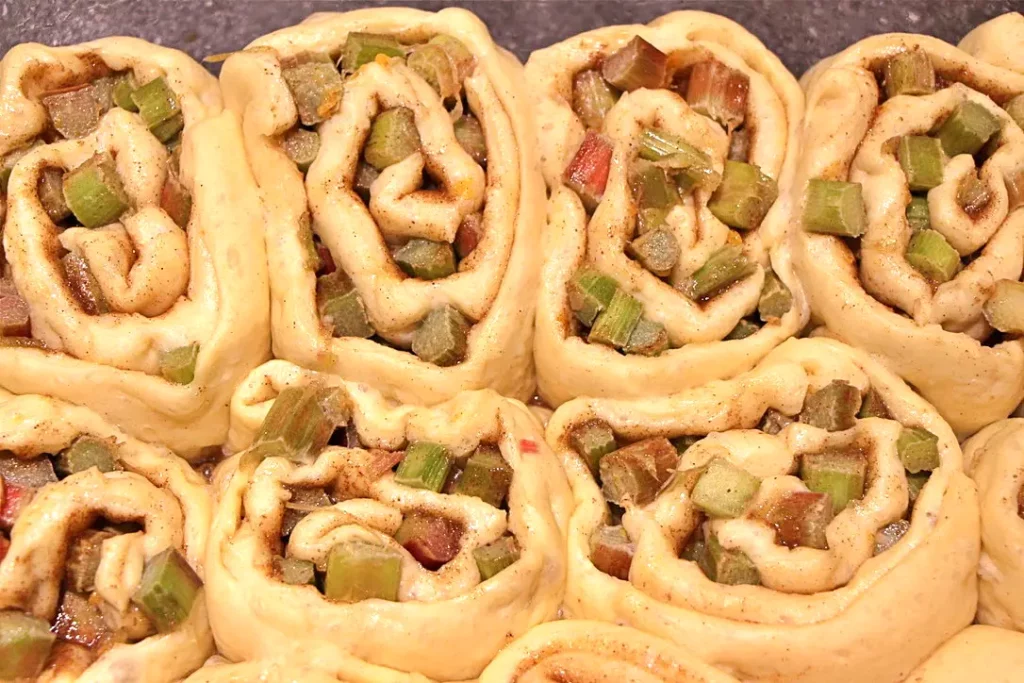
[65,529,116,593]
[453,447,512,508]
[569,420,618,475]
[637,128,719,191]
[757,269,792,322]
[725,319,760,340]
[160,171,191,228]
[0,480,33,530]
[63,153,129,228]
[409,44,458,100]
[282,59,344,126]
[1006,94,1024,130]
[906,229,960,283]
[588,289,642,348]
[281,487,332,537]
[957,172,991,216]
[0,144,37,193]
[800,451,867,513]
[936,101,1001,157]
[255,383,347,464]
[897,427,940,473]
[897,136,944,192]
[638,208,669,234]
[765,491,833,549]
[908,472,929,503]
[858,388,892,419]
[395,441,452,492]
[454,212,484,259]
[411,305,469,367]
[159,343,199,385]
[42,83,109,139]
[802,179,866,237]
[353,162,379,202]
[321,289,374,339]
[708,161,778,230]
[365,107,421,170]
[0,453,57,487]
[906,196,930,232]
[150,114,184,144]
[0,611,56,680]
[131,547,202,632]
[324,540,402,602]
[342,33,405,72]
[728,127,751,162]
[624,318,669,356]
[568,268,618,327]
[882,48,935,98]
[628,227,678,277]
[686,59,749,130]
[563,130,614,212]
[874,519,911,555]
[572,69,620,129]
[275,556,316,585]
[474,536,520,580]
[54,591,111,648]
[684,245,756,301]
[0,288,30,337]
[691,457,761,518]
[393,239,456,280]
[112,72,138,111]
[983,279,1024,334]
[453,114,487,165]
[700,531,760,585]
[55,436,119,478]
[38,167,71,223]
[394,512,463,570]
[429,35,475,83]
[589,525,634,579]
[130,77,181,140]
[601,36,667,92]
[630,162,680,215]
[759,408,795,435]
[599,437,678,507]
[800,380,862,431]
[0,536,8,563]
[281,128,320,172]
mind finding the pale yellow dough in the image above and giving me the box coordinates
[184,656,344,683]
[904,625,1024,682]
[218,8,543,406]
[525,11,808,407]
[545,337,978,683]
[206,361,572,682]
[0,38,271,458]
[0,387,213,681]
[478,620,738,683]
[962,418,1024,630]
[792,32,1024,437]
[959,12,1024,75]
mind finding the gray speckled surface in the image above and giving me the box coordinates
[1,1,1022,76]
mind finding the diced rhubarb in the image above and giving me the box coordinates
[0,453,57,487]
[589,525,634,580]
[686,60,749,131]
[53,591,112,649]
[455,213,484,260]
[65,529,116,593]
[563,131,614,212]
[601,36,667,92]
[599,437,678,507]
[394,512,463,570]
[764,491,833,549]
[281,487,332,537]
[0,481,32,530]
[874,519,911,555]
[0,289,30,338]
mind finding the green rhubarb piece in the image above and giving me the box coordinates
[65,529,116,593]
[55,436,119,477]
[957,173,991,216]
[411,305,469,367]
[897,136,945,192]
[691,456,761,518]
[599,437,678,507]
[150,114,183,144]
[112,72,139,111]
[63,153,129,228]
[908,472,929,503]
[983,279,1024,335]
[766,491,833,549]
[568,268,618,327]
[393,239,456,280]
[897,427,940,473]
[42,82,109,139]
[701,531,760,585]
[708,161,778,230]
[1005,94,1024,130]
[725,319,760,340]
[601,36,667,92]
[803,179,866,237]
[281,487,332,537]
[757,269,792,322]
[572,69,620,129]
[628,227,678,277]
[906,229,960,283]
[882,48,935,98]
[630,162,680,215]
[800,451,868,513]
[906,196,930,232]
[320,289,375,339]
[0,611,56,680]
[453,447,512,507]
[637,128,718,191]
[473,536,520,580]
[624,318,669,356]
[684,245,756,301]
[395,441,452,492]
[255,383,347,464]
[159,343,199,385]
[800,380,862,431]
[282,128,320,172]
[588,289,642,348]
[858,388,892,419]
[282,59,344,126]
[130,77,181,136]
[759,408,794,434]
[365,107,421,170]
[589,525,634,580]
[62,252,110,315]
[686,59,749,131]
[936,101,1001,157]
[569,420,618,475]
[38,167,71,223]
[408,44,457,99]
[342,33,405,72]
[428,35,475,83]
[131,547,202,632]
[638,207,670,234]
[275,556,316,585]
[454,115,487,165]
[354,162,379,201]
[323,540,401,602]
